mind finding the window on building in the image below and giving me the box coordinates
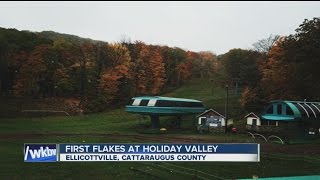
[286,106,294,115]
[277,104,282,115]
[132,99,141,106]
[180,102,203,107]
[156,100,174,107]
[147,99,157,106]
[155,100,204,107]
[175,101,182,107]
[129,99,134,105]
[140,100,149,106]
[191,102,204,107]
[266,106,273,114]
[185,102,191,107]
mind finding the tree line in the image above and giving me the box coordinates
[221,18,320,112]
[1,17,318,113]
[0,29,219,112]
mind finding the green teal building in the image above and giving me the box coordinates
[259,100,320,133]
[125,96,205,128]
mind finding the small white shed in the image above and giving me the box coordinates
[244,112,261,131]
[196,109,226,133]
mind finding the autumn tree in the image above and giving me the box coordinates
[13,45,50,96]
[260,18,320,101]
[146,46,165,94]
[165,47,188,88]
[46,38,74,96]
[131,41,149,95]
[193,51,217,79]
[1,28,51,94]
[99,43,131,105]
[241,18,320,111]
[221,49,262,87]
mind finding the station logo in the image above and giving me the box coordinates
[24,144,57,162]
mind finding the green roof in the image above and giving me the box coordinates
[261,115,295,121]
[262,100,320,121]
[132,96,202,103]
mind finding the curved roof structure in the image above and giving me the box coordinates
[262,100,320,121]
[279,101,320,119]
[125,96,205,116]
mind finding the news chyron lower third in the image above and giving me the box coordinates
[24,143,260,162]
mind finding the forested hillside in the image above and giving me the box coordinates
[0,28,220,113]
[1,17,319,114]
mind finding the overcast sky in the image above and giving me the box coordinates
[0,1,319,54]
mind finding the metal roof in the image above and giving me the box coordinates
[244,112,260,119]
[196,109,225,118]
[132,96,202,102]
[270,100,320,119]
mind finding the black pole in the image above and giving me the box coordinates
[211,79,214,96]
[225,85,228,133]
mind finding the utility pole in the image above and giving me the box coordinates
[224,85,229,133]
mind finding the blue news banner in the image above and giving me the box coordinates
[24,143,260,162]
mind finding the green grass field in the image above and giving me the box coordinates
[1,78,319,179]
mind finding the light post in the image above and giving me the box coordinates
[224,85,229,133]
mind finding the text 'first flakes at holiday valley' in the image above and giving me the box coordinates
[64,145,219,153]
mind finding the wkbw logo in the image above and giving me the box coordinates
[24,144,57,162]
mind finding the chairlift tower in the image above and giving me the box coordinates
[232,77,241,96]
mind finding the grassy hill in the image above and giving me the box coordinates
[0,78,246,136]
[0,78,319,179]
[165,78,243,118]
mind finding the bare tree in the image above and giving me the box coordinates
[119,34,131,44]
[253,34,280,53]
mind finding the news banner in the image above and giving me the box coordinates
[24,143,260,162]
